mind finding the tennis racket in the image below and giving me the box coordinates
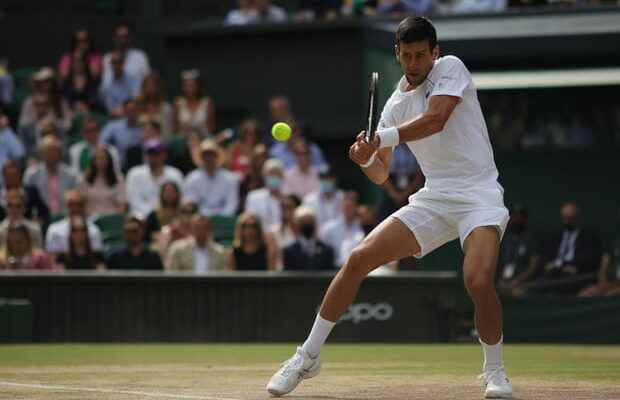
[365,72,379,143]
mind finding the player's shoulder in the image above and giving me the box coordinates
[431,55,470,76]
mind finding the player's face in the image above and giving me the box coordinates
[396,40,439,88]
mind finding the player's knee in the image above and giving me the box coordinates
[464,272,494,298]
[343,245,374,278]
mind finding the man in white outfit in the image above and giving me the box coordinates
[267,16,512,399]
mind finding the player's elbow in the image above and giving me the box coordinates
[426,112,448,133]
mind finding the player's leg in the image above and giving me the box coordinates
[462,226,512,398]
[267,217,421,396]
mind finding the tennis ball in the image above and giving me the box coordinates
[272,122,292,141]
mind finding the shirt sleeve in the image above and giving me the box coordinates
[429,56,472,99]
[220,175,239,216]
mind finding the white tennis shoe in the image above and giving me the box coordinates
[480,366,513,398]
[266,347,321,397]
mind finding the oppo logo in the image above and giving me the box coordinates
[339,302,394,324]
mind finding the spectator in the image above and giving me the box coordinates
[255,0,288,23]
[303,167,344,227]
[376,0,432,16]
[282,140,320,198]
[0,223,54,270]
[268,95,296,128]
[378,144,424,220]
[156,201,197,261]
[229,212,277,271]
[245,158,284,229]
[358,204,379,236]
[319,191,364,267]
[125,139,183,218]
[102,22,150,94]
[19,67,72,133]
[496,204,536,290]
[172,69,215,138]
[270,194,301,269]
[238,143,268,212]
[136,72,173,138]
[58,29,102,82]
[295,0,342,21]
[225,0,260,25]
[61,53,100,112]
[439,0,506,15]
[78,145,126,216]
[227,118,260,177]
[580,206,620,297]
[45,190,103,257]
[269,128,327,170]
[283,206,334,271]
[17,93,58,158]
[124,118,163,171]
[23,136,78,215]
[167,214,228,272]
[107,216,163,270]
[100,99,143,169]
[0,189,42,248]
[99,51,141,117]
[0,108,25,171]
[0,59,14,107]
[69,116,121,174]
[55,216,105,270]
[514,201,602,295]
[183,140,238,216]
[0,160,49,226]
[144,181,181,243]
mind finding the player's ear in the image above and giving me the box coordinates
[394,44,399,60]
[431,44,440,61]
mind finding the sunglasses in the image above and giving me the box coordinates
[7,202,23,208]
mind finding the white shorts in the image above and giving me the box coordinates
[391,185,509,258]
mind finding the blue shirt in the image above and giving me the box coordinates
[0,127,25,169]
[99,119,142,165]
[99,74,141,113]
[269,141,327,170]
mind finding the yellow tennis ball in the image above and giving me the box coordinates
[272,122,292,141]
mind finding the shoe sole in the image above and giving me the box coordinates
[485,390,512,399]
[266,365,321,397]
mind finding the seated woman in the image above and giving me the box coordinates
[0,223,55,270]
[226,118,260,177]
[78,144,126,217]
[229,212,276,271]
[55,216,105,270]
[144,181,181,243]
[270,194,300,270]
[156,201,197,261]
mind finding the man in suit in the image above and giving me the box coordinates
[283,206,334,271]
[514,201,602,295]
[166,214,228,272]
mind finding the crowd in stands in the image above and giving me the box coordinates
[0,22,618,298]
[223,0,617,25]
[0,23,396,276]
[497,201,620,296]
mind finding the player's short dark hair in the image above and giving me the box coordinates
[396,16,437,50]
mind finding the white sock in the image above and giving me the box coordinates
[480,335,503,372]
[301,314,336,357]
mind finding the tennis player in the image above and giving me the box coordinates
[267,16,512,399]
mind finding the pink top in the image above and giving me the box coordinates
[79,176,126,216]
[282,166,320,198]
[47,174,61,214]
[0,249,55,270]
[58,52,102,78]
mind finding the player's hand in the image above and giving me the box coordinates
[349,131,378,166]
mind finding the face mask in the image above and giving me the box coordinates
[319,180,335,194]
[300,223,315,239]
[265,176,282,190]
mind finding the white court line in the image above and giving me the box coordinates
[0,381,242,400]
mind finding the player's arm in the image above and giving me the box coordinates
[373,95,459,148]
[349,132,392,185]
